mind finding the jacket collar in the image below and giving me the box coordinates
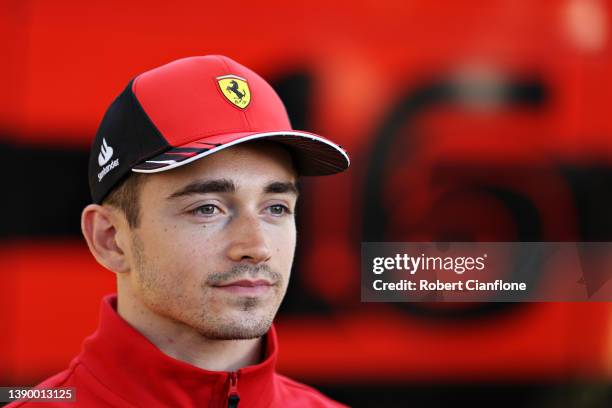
[78,294,278,407]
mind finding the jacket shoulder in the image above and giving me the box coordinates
[274,374,349,407]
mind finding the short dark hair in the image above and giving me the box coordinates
[102,173,145,228]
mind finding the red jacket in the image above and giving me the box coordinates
[7,295,346,408]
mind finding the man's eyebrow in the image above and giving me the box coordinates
[167,179,236,199]
[167,179,299,199]
[264,181,299,197]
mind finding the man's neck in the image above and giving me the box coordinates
[116,292,263,372]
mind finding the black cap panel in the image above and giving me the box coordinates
[88,79,169,204]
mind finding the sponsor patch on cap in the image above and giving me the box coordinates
[97,138,120,182]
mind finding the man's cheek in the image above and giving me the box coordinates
[203,291,227,315]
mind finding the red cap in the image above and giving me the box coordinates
[88,55,349,203]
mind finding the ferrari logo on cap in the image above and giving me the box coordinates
[217,75,251,109]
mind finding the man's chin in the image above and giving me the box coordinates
[199,324,272,340]
[195,312,275,340]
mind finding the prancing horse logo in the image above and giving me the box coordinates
[217,75,251,109]
[226,80,245,100]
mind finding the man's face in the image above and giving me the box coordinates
[124,142,298,340]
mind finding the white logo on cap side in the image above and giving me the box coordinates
[98,138,114,166]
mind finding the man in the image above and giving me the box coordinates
[8,55,349,407]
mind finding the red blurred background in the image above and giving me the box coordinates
[3,0,612,406]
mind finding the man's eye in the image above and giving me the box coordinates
[192,204,219,216]
[268,204,291,216]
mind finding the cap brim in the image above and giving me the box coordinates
[131,130,350,175]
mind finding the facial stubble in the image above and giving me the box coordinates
[131,233,288,340]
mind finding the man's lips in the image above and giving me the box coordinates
[212,279,274,295]
[214,279,274,287]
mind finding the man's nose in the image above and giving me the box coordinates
[226,212,272,264]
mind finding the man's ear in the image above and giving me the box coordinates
[81,204,131,274]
